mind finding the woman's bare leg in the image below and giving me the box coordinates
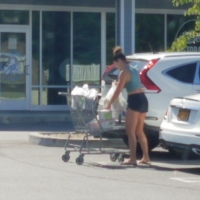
[123,108,139,163]
[135,113,150,162]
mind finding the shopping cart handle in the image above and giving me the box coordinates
[58,92,68,96]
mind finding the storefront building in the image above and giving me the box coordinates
[0,0,195,111]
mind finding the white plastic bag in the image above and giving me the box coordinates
[71,84,98,109]
[71,86,85,109]
[82,84,89,96]
[112,93,127,119]
[71,86,84,96]
[104,81,127,119]
[85,89,98,99]
[84,88,98,110]
[104,82,117,107]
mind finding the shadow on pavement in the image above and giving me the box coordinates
[88,150,200,172]
[179,168,200,175]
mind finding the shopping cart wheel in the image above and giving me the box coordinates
[110,154,118,162]
[62,153,70,162]
[76,156,84,165]
[117,154,124,163]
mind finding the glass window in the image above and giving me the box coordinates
[0,10,29,25]
[135,14,164,52]
[0,33,26,100]
[42,87,68,105]
[42,11,70,105]
[32,11,40,86]
[42,11,70,86]
[73,12,101,86]
[166,63,197,83]
[32,88,39,105]
[167,14,195,51]
[130,60,148,72]
[106,13,115,66]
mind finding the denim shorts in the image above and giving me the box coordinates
[127,93,148,113]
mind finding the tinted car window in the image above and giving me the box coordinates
[102,60,147,83]
[129,60,148,72]
[108,68,120,79]
[166,63,197,83]
[199,65,200,80]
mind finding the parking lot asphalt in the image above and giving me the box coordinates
[0,131,200,200]
[1,121,199,170]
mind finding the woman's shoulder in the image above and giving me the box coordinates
[119,68,131,81]
[123,66,136,74]
[122,67,131,74]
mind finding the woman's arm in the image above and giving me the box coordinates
[105,70,129,109]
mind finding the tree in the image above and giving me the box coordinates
[170,0,200,51]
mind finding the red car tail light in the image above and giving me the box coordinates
[140,59,161,93]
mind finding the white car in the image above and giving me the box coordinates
[99,52,200,151]
[159,94,200,159]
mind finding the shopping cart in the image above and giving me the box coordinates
[58,92,129,165]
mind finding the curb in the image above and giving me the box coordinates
[28,132,127,148]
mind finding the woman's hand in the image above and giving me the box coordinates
[105,103,111,110]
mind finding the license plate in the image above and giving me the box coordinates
[178,109,190,122]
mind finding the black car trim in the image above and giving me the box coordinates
[159,139,200,152]
[145,116,158,120]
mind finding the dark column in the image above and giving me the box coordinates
[115,0,135,55]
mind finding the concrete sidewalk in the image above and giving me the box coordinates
[0,120,126,149]
[28,132,127,148]
[0,111,127,149]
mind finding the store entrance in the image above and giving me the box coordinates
[0,26,30,110]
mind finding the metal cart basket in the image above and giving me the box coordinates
[58,92,129,165]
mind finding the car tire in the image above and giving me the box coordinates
[168,147,177,157]
[168,147,200,160]
[177,150,199,160]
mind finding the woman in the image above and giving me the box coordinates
[105,46,150,165]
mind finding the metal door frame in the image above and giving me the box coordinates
[0,25,31,110]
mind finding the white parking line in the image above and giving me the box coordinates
[170,177,200,183]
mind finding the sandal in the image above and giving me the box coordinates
[137,160,151,165]
[120,161,137,167]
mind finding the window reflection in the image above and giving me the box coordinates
[32,11,40,86]
[73,12,101,86]
[42,11,70,87]
[42,88,68,105]
[135,14,164,52]
[0,10,29,25]
[167,15,196,51]
[0,33,26,100]
[106,13,115,66]
[42,11,70,105]
[32,88,39,105]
